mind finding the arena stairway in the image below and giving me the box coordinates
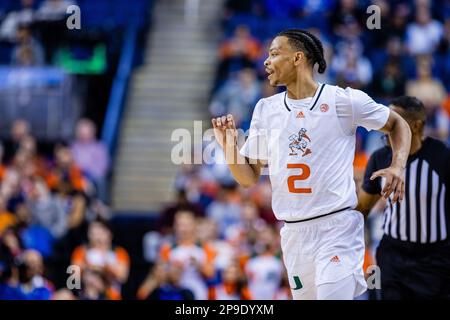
[112,0,224,213]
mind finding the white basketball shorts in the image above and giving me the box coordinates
[280,209,367,300]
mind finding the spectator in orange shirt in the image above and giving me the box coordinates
[71,218,130,300]
[0,195,16,235]
[46,143,89,194]
[217,25,262,84]
[208,260,251,300]
[158,211,216,300]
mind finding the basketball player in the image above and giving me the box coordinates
[211,29,411,300]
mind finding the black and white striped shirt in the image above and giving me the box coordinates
[363,137,450,244]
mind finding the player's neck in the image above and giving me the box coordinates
[409,134,424,155]
[286,78,318,100]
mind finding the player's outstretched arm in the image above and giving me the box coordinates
[211,114,264,188]
[372,110,411,203]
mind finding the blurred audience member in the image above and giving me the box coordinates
[406,55,448,140]
[330,0,364,40]
[0,0,36,41]
[210,68,261,130]
[371,59,406,102]
[196,218,234,272]
[146,262,194,300]
[71,219,130,300]
[158,189,204,236]
[217,25,261,82]
[244,225,283,300]
[16,249,53,299]
[11,24,44,66]
[78,268,109,300]
[3,119,31,163]
[46,143,88,194]
[0,195,16,235]
[27,178,67,239]
[159,211,215,300]
[206,183,242,238]
[36,0,76,22]
[331,39,372,89]
[208,260,251,300]
[406,5,443,55]
[70,119,110,202]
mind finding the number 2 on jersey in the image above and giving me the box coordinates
[287,163,312,194]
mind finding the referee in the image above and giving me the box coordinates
[357,96,450,300]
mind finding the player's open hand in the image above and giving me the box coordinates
[211,114,238,150]
[370,166,405,203]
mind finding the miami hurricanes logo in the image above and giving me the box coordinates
[288,128,312,157]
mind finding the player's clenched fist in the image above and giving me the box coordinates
[211,114,238,149]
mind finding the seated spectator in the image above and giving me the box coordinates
[159,211,216,300]
[17,135,49,179]
[406,55,448,140]
[331,39,372,89]
[206,183,242,238]
[0,195,16,236]
[27,178,67,239]
[16,249,53,299]
[0,0,36,41]
[78,268,110,300]
[217,25,261,82]
[1,169,26,214]
[0,227,24,264]
[157,189,205,236]
[71,218,130,300]
[244,225,283,300]
[196,218,235,272]
[142,262,195,300]
[208,260,251,300]
[15,203,54,258]
[70,119,110,203]
[2,119,31,163]
[406,5,443,55]
[370,59,406,104]
[330,0,365,40]
[46,143,89,194]
[11,24,44,66]
[36,0,76,22]
[210,68,261,130]
[0,258,27,300]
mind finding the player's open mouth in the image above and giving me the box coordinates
[266,69,274,79]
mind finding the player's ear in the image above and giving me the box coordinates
[411,119,424,134]
[293,51,303,66]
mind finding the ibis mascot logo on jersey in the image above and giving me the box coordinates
[288,128,312,157]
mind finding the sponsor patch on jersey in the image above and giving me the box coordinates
[320,103,329,113]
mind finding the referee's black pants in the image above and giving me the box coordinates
[376,235,450,300]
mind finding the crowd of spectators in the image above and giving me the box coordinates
[0,118,115,300]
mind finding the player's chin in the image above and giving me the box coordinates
[268,78,279,87]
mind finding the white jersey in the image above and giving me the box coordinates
[240,84,390,221]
